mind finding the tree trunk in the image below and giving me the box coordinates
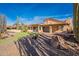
[73,3,79,42]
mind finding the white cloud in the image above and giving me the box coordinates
[19,14,73,24]
[19,16,44,24]
[6,13,73,25]
[6,17,16,26]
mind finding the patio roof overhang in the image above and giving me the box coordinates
[28,23,69,27]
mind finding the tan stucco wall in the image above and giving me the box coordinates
[63,19,73,32]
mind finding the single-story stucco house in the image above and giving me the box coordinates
[27,18,73,33]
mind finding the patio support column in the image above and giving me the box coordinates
[49,26,53,33]
[38,26,40,32]
[30,27,31,30]
[40,26,43,32]
[38,26,43,33]
[31,27,33,31]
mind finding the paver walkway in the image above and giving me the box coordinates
[0,42,20,56]
[0,32,19,56]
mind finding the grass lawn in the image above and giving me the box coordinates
[0,32,30,45]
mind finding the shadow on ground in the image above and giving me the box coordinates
[15,33,79,56]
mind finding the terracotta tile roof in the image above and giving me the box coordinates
[44,18,65,23]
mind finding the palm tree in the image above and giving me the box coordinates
[0,15,6,38]
[73,3,79,42]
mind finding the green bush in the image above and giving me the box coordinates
[21,26,28,32]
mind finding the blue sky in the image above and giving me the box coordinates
[0,3,73,25]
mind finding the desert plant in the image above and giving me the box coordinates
[21,26,28,32]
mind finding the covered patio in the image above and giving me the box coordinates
[28,23,69,33]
